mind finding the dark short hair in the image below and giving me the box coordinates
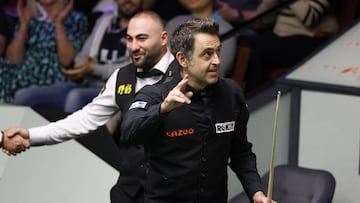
[170,18,220,61]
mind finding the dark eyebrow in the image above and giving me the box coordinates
[200,48,214,54]
[135,33,150,38]
[200,46,220,55]
[126,33,150,39]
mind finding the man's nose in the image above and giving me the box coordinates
[212,52,221,65]
[129,41,140,51]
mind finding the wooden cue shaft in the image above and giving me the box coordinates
[267,91,281,203]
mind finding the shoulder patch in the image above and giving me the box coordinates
[215,121,235,134]
[129,101,147,110]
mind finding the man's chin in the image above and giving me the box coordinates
[208,77,218,85]
[132,60,143,67]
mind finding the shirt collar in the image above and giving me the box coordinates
[153,50,175,73]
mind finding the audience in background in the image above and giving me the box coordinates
[239,0,339,93]
[166,0,237,77]
[0,0,88,103]
[13,0,142,113]
[1,0,351,107]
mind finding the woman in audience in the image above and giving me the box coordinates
[0,0,87,102]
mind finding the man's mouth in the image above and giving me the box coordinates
[132,53,143,60]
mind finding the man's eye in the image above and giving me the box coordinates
[203,52,211,58]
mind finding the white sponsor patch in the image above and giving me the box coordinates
[215,121,235,134]
[129,101,147,110]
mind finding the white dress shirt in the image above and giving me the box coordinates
[29,50,174,145]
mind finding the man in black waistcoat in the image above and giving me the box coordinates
[121,18,277,203]
[1,11,178,203]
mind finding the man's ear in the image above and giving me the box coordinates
[161,31,168,46]
[175,52,188,68]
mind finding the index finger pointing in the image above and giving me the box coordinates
[174,74,189,92]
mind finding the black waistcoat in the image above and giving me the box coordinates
[113,61,179,197]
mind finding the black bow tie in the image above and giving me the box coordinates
[136,69,163,78]
[186,85,214,101]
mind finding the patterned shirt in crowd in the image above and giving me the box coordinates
[0,11,88,103]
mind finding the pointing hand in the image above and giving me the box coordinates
[160,74,193,113]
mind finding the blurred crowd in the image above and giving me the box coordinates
[1,0,356,111]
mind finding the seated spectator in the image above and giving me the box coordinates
[165,0,237,77]
[239,0,339,93]
[0,0,88,103]
[215,0,261,25]
[13,0,142,113]
[0,0,19,57]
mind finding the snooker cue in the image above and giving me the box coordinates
[267,91,281,203]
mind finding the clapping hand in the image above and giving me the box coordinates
[62,57,96,81]
[17,0,32,26]
[56,0,74,24]
[2,128,30,156]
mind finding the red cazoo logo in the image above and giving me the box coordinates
[166,128,195,137]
